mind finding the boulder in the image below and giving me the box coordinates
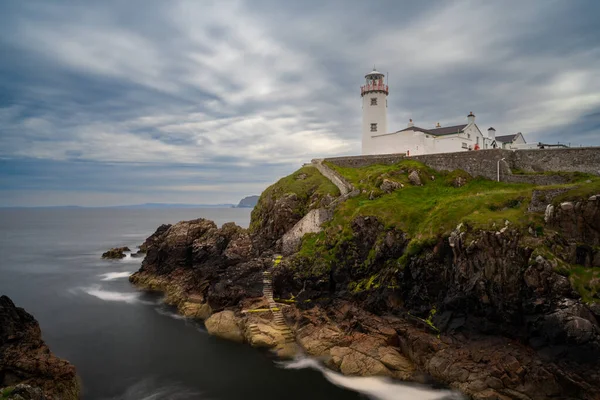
[379,179,403,194]
[204,310,244,343]
[408,170,422,186]
[101,246,130,259]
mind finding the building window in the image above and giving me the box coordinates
[462,142,468,149]
[468,133,471,139]
[370,123,378,132]
[476,137,479,145]
[370,98,377,106]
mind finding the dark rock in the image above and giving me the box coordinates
[546,197,600,246]
[101,246,130,259]
[0,296,79,399]
[138,224,171,253]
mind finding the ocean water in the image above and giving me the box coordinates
[0,208,460,400]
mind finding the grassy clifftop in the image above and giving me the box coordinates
[284,160,600,302]
[248,165,340,251]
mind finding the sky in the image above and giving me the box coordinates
[1,0,600,207]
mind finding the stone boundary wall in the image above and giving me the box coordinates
[281,208,332,255]
[310,160,354,195]
[324,147,600,180]
[321,153,407,168]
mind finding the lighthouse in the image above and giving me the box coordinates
[361,68,388,155]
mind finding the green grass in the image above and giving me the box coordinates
[552,177,600,203]
[1,387,15,399]
[327,161,537,240]
[569,265,600,303]
[257,165,340,205]
[250,166,340,233]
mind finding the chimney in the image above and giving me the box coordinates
[467,111,475,125]
[488,127,496,140]
[435,122,441,128]
[408,119,414,128]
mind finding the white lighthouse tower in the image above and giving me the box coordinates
[361,68,388,155]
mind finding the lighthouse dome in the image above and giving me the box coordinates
[365,69,384,78]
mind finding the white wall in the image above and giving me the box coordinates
[362,91,388,155]
[368,123,495,156]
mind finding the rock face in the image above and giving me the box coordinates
[545,195,600,246]
[101,246,130,259]
[0,296,79,400]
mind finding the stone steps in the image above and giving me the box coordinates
[262,270,295,344]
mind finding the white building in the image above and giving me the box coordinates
[360,69,527,155]
[495,132,527,149]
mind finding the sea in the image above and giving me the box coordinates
[0,208,461,400]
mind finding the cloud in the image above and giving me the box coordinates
[0,0,599,206]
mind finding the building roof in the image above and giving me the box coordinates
[365,69,384,77]
[495,134,517,143]
[397,124,468,136]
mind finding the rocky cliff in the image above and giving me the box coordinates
[236,195,260,208]
[0,296,79,400]
[128,161,600,400]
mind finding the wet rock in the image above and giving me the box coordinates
[179,301,212,320]
[101,246,130,259]
[329,346,391,377]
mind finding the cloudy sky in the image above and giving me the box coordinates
[1,0,599,207]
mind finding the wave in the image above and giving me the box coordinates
[280,357,464,400]
[104,378,206,400]
[121,252,144,263]
[81,285,157,305]
[99,271,132,281]
[154,306,187,320]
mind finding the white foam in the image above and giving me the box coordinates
[107,378,205,400]
[154,307,187,320]
[84,285,141,303]
[81,285,157,305]
[122,252,143,263]
[280,357,463,400]
[99,271,132,281]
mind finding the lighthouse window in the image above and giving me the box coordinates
[370,98,377,106]
[370,123,378,132]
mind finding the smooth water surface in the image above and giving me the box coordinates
[0,208,458,400]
